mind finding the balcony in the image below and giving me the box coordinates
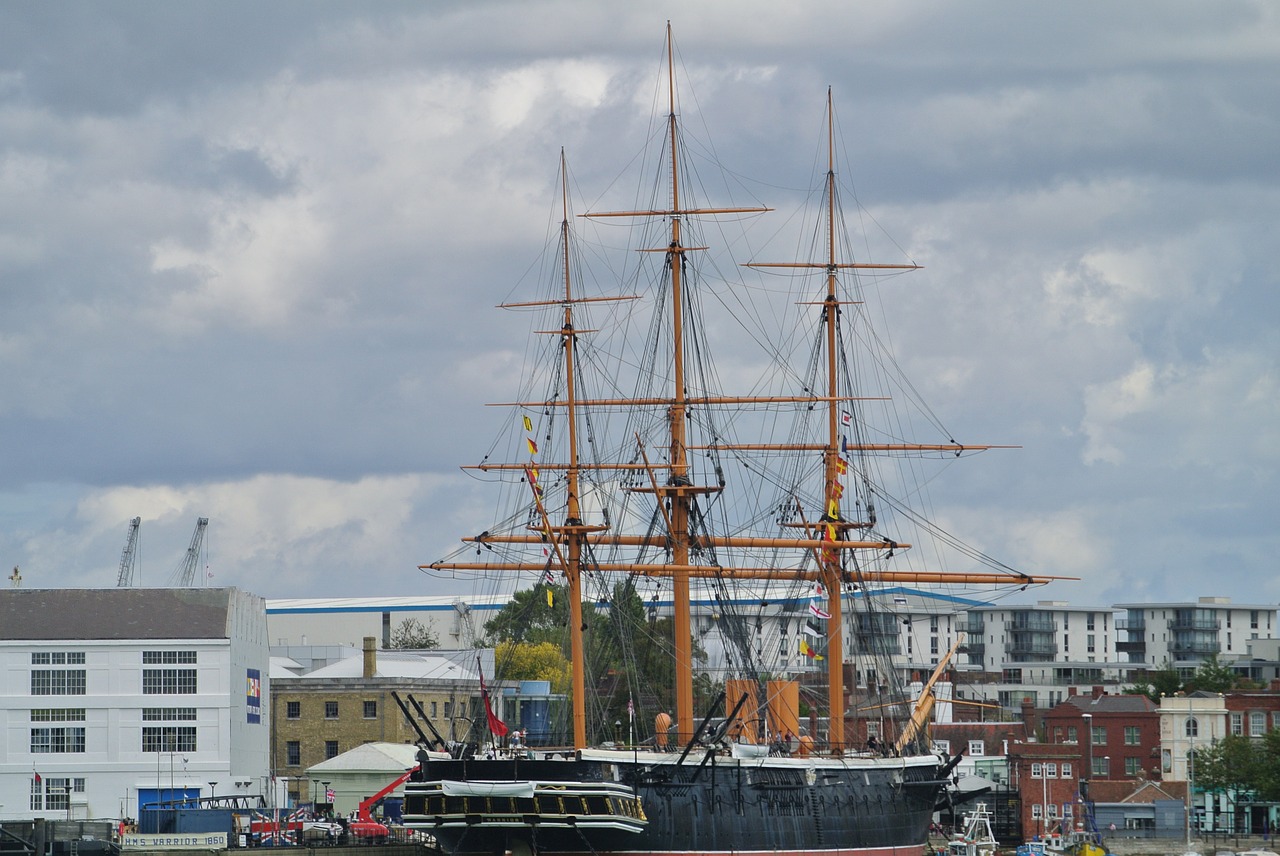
[1169,640,1221,656]
[1009,615,1057,632]
[1115,617,1145,632]
[1116,639,1146,653]
[1168,618,1220,632]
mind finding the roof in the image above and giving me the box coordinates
[1051,694,1156,715]
[0,587,238,640]
[304,650,479,682]
[305,741,420,774]
[1089,779,1185,803]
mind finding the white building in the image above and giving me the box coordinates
[0,587,270,821]
[1157,691,1228,782]
[1115,597,1277,674]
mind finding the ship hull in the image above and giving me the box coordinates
[402,750,944,856]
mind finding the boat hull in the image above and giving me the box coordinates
[402,750,944,856]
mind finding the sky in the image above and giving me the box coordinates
[0,1,1276,609]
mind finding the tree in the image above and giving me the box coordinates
[482,583,569,646]
[1125,660,1182,702]
[388,617,439,649]
[1194,734,1263,823]
[495,640,572,693]
[1185,655,1239,693]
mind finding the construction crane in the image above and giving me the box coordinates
[116,517,142,587]
[172,518,209,587]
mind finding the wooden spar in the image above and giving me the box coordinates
[490,395,884,407]
[460,533,911,550]
[894,633,966,753]
[422,561,1070,586]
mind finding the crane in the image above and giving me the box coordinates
[116,517,142,587]
[172,518,209,587]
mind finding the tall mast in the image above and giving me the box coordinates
[662,22,695,746]
[558,149,589,749]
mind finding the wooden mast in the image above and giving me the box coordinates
[557,149,589,750]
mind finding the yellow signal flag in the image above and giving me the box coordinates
[835,457,848,474]
[827,498,839,518]
[527,437,538,455]
[523,415,533,432]
[546,588,554,608]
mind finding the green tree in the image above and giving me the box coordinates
[1125,661,1182,702]
[388,617,439,649]
[482,583,569,646]
[1185,654,1239,693]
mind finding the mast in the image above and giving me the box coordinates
[557,149,589,750]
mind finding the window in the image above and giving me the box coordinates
[325,740,339,759]
[430,701,438,718]
[1031,804,1043,820]
[1092,756,1109,777]
[1250,711,1266,737]
[31,652,85,665]
[1092,725,1106,745]
[1087,613,1095,631]
[1031,763,1043,779]
[866,721,882,738]
[31,670,86,696]
[143,651,196,664]
[1046,803,1059,820]
[143,708,196,721]
[1061,762,1072,778]
[142,669,197,694]
[32,777,74,812]
[1087,634,1095,653]
[443,701,453,718]
[1067,726,1078,743]
[325,701,339,719]
[1045,762,1057,778]
[31,708,85,721]
[363,700,377,719]
[968,740,985,756]
[933,740,951,754]
[1063,803,1073,819]
[1125,757,1141,776]
[1231,713,1243,736]
[1185,717,1199,738]
[1124,725,1141,745]
[286,741,301,766]
[31,727,86,753]
[142,726,196,753]
[287,701,300,720]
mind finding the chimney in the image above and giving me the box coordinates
[1092,685,1104,699]
[1068,686,1077,696]
[1020,698,1037,736]
[363,636,377,679]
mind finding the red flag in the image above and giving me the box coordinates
[478,666,508,737]
[34,772,42,784]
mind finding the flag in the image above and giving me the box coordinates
[827,498,839,518]
[523,415,532,432]
[825,523,837,542]
[627,696,635,719]
[841,435,849,455]
[804,620,823,637]
[325,787,335,803]
[33,772,41,785]
[831,481,844,499]
[478,664,508,737]
[835,457,847,474]
[809,602,831,620]
[546,588,554,608]
[841,410,851,426]
[799,638,815,658]
[527,437,538,455]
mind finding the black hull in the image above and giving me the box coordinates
[403,750,945,856]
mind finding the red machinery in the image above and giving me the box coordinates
[347,768,416,839]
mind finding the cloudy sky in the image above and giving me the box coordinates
[1,1,1276,610]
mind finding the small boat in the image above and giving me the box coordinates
[948,803,999,856]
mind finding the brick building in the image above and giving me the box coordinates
[269,638,485,804]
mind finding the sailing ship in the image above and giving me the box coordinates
[403,25,1064,856]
